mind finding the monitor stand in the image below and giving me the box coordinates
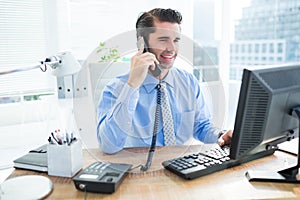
[246,106,300,183]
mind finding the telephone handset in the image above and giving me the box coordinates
[136,37,162,77]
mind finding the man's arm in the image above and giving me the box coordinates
[192,77,233,145]
[97,44,160,154]
[97,82,139,154]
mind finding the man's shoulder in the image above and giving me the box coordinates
[116,73,130,81]
[171,67,196,79]
[110,73,129,82]
[104,73,129,90]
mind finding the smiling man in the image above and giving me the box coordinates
[97,8,232,154]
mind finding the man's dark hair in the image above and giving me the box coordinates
[136,8,182,42]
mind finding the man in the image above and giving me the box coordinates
[97,8,232,154]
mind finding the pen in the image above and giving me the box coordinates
[66,132,70,145]
[51,132,61,145]
[69,132,77,145]
[48,136,55,144]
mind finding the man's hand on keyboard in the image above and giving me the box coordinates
[218,130,233,147]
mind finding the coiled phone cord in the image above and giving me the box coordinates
[140,82,162,171]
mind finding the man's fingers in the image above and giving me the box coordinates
[136,43,145,55]
[218,130,233,146]
[218,137,225,146]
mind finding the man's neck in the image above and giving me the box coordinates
[154,67,172,80]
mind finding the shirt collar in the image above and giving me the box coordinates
[143,69,175,93]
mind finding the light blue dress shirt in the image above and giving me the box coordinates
[97,67,220,154]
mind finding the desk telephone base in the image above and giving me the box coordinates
[73,161,132,194]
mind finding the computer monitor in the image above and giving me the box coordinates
[229,63,300,182]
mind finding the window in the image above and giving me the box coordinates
[255,43,260,53]
[269,43,274,53]
[230,44,234,53]
[235,44,240,53]
[278,43,283,53]
[248,44,252,53]
[241,44,246,53]
[262,43,267,53]
[230,69,237,80]
[0,0,55,99]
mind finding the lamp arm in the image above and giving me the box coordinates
[0,51,82,99]
[0,56,63,76]
[0,64,44,76]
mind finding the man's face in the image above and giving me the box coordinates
[148,20,181,69]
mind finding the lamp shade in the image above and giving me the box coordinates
[51,52,81,77]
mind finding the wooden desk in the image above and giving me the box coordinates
[8,145,300,199]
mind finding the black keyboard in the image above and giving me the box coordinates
[162,144,240,180]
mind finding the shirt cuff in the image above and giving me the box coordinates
[218,130,227,138]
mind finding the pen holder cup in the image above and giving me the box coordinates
[47,140,83,177]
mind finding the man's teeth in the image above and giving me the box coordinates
[162,55,173,58]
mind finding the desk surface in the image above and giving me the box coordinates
[8,145,300,199]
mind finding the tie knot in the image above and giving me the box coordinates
[160,82,167,91]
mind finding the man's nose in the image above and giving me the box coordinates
[166,41,176,51]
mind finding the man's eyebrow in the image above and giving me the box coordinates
[157,36,181,40]
[157,36,170,40]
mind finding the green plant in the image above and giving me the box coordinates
[96,42,121,62]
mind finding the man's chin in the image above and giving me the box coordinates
[159,62,173,69]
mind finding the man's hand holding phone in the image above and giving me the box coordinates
[137,38,162,77]
[127,38,160,89]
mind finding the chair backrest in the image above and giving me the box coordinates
[73,61,130,148]
[88,62,130,110]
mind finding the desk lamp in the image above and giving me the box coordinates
[0,51,82,99]
[0,52,81,199]
[44,51,82,98]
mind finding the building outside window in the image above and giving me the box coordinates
[255,43,260,53]
[269,43,274,53]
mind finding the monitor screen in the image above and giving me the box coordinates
[230,63,300,160]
